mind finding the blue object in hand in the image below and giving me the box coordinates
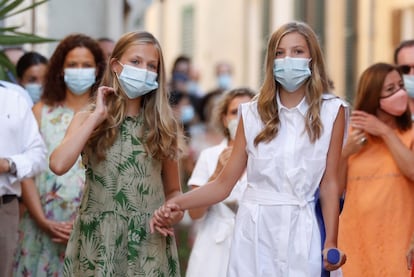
[327,248,340,264]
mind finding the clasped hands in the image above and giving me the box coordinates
[150,203,183,236]
[38,218,73,244]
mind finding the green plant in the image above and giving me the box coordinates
[0,0,55,81]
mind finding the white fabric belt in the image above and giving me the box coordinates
[240,186,317,275]
[242,186,315,207]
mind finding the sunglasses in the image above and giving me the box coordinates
[398,64,414,74]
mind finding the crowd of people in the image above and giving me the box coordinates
[0,20,414,277]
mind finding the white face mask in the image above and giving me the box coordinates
[64,68,96,95]
[217,73,232,90]
[24,83,42,103]
[117,62,158,99]
[180,105,195,124]
[227,118,238,140]
[273,57,311,92]
[403,75,414,99]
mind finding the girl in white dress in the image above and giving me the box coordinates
[151,21,347,277]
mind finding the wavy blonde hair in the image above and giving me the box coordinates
[85,31,182,161]
[254,21,330,146]
[213,87,256,139]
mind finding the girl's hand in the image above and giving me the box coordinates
[150,203,182,236]
[149,204,175,234]
[153,225,175,237]
[322,248,347,271]
[164,209,184,227]
[90,86,114,125]
[149,208,174,237]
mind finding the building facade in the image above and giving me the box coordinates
[4,0,414,101]
[146,0,414,101]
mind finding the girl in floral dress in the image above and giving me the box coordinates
[50,31,183,276]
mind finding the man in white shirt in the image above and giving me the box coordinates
[0,79,33,107]
[0,82,46,276]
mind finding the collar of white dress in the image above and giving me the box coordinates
[276,90,308,116]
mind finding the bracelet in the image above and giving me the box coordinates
[5,158,17,176]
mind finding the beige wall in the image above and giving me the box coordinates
[356,0,414,84]
[10,0,414,99]
[323,0,414,98]
[146,0,414,100]
[145,0,351,97]
[146,0,268,93]
[325,0,346,97]
[7,0,414,95]
[4,0,125,56]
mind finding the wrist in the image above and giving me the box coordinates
[379,125,391,139]
[323,239,337,250]
[89,111,105,126]
[2,158,16,175]
[0,158,8,173]
[36,217,49,231]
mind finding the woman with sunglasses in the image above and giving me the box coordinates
[395,39,414,121]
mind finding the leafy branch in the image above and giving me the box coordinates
[0,0,55,81]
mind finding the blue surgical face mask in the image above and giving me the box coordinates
[273,57,311,92]
[180,104,195,124]
[24,83,42,103]
[187,80,200,96]
[217,73,232,90]
[64,68,96,95]
[172,72,189,83]
[117,62,158,99]
[403,75,414,99]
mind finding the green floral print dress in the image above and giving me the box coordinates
[63,114,180,277]
[14,105,85,276]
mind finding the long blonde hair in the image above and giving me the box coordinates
[213,87,256,139]
[254,21,330,146]
[85,31,181,161]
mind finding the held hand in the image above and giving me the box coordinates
[153,225,175,237]
[350,110,389,137]
[149,203,182,236]
[149,204,173,235]
[163,209,184,227]
[322,248,347,271]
